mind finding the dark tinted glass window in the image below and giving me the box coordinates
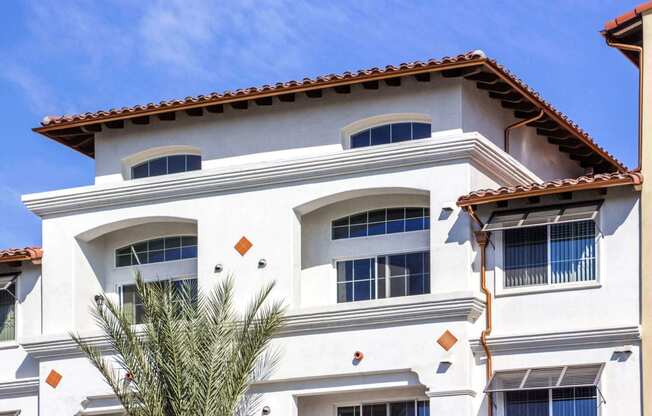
[167,155,186,174]
[350,122,431,149]
[337,251,429,303]
[131,154,201,179]
[132,163,149,179]
[370,125,391,145]
[186,155,202,171]
[332,207,428,240]
[351,130,370,148]
[116,235,197,267]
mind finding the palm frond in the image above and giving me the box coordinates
[72,272,285,416]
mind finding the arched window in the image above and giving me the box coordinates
[131,154,201,179]
[115,235,197,267]
[350,122,431,149]
[332,207,430,240]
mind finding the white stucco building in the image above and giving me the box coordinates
[0,51,644,415]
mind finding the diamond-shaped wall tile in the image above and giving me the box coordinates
[234,236,253,256]
[45,369,62,388]
[437,330,458,351]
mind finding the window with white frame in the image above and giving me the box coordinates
[484,202,601,289]
[336,251,430,303]
[115,236,197,268]
[350,122,431,149]
[131,154,201,179]
[337,400,429,416]
[0,275,16,342]
[121,277,197,324]
[332,207,430,240]
[486,364,603,416]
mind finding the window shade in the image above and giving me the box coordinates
[485,364,604,393]
[0,275,17,292]
[483,201,602,232]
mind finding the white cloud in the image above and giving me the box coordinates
[0,63,58,116]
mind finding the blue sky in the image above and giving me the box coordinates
[0,0,641,248]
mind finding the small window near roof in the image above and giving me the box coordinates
[131,154,201,179]
[350,122,431,149]
[115,236,197,267]
[332,207,429,240]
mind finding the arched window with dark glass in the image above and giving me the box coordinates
[131,154,201,179]
[115,235,198,267]
[332,207,430,240]
[350,122,431,149]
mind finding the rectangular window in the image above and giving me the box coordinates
[504,387,597,416]
[503,220,596,288]
[121,277,197,324]
[0,282,15,342]
[337,251,430,303]
[337,401,429,416]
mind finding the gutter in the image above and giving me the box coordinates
[464,206,494,416]
[504,110,544,154]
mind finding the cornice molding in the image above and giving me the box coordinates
[281,294,485,335]
[22,293,484,360]
[426,389,477,398]
[23,133,539,217]
[0,377,39,398]
[469,326,641,356]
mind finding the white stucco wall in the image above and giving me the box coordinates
[461,82,584,181]
[94,74,582,186]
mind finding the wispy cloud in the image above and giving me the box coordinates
[0,63,58,116]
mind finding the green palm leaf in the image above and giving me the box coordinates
[71,273,285,416]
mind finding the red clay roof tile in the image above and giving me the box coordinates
[0,247,43,264]
[457,172,643,206]
[33,50,625,172]
[604,1,652,31]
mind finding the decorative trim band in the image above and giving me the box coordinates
[426,389,477,398]
[23,133,539,217]
[0,378,39,398]
[469,326,641,356]
[22,293,485,359]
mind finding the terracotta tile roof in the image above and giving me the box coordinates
[457,171,643,207]
[482,59,624,170]
[32,50,625,173]
[0,247,43,264]
[604,1,652,32]
[38,51,486,128]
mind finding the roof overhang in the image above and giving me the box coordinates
[0,247,43,265]
[32,52,625,174]
[602,1,652,66]
[457,172,643,208]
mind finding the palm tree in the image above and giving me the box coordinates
[71,274,285,416]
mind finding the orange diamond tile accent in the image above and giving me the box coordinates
[234,236,253,256]
[45,369,62,388]
[437,330,458,351]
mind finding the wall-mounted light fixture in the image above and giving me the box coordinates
[214,264,223,273]
[258,259,267,268]
[262,406,271,415]
[94,294,105,307]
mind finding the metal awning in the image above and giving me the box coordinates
[485,364,605,393]
[482,201,603,232]
[0,274,18,292]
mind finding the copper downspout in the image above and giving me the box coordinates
[606,40,643,169]
[466,206,493,416]
[504,110,545,153]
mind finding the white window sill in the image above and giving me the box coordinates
[495,281,602,297]
[0,341,19,350]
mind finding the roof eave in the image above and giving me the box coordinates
[457,175,642,208]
